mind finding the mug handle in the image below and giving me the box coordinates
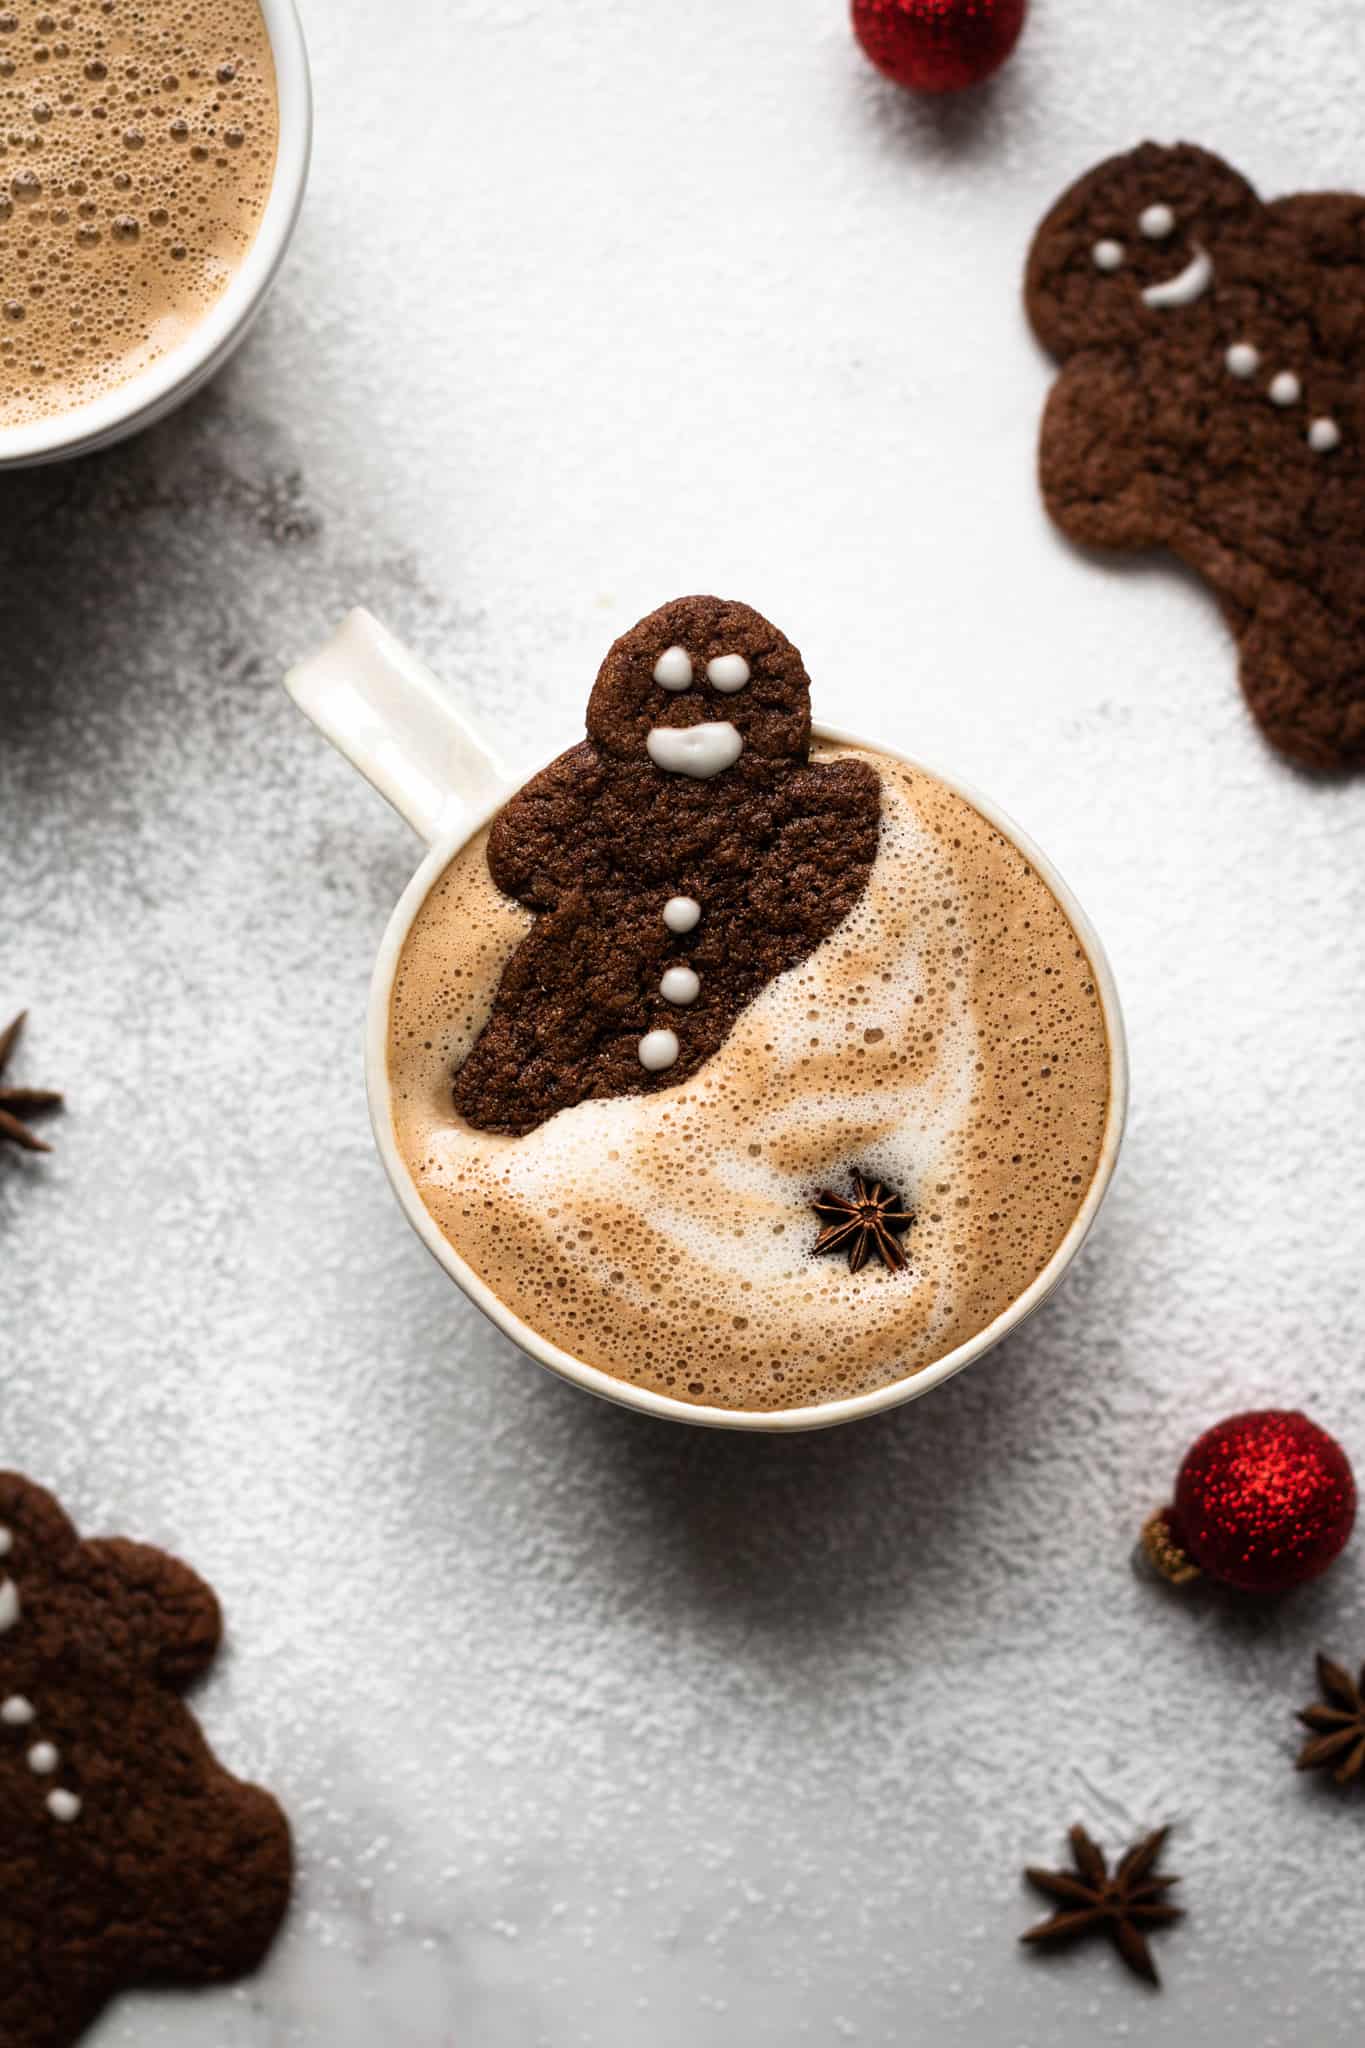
[284,608,513,846]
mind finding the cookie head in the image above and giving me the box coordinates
[585,595,812,771]
[1026,142,1261,358]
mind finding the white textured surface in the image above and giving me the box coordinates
[3,0,1364,2042]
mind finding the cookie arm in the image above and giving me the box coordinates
[748,757,881,940]
[1265,192,1365,358]
[0,1471,82,1558]
[485,740,603,908]
[1038,351,1163,553]
[82,1537,223,1687]
[1264,191,1365,257]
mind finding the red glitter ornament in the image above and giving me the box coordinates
[1142,1410,1357,1597]
[851,0,1028,95]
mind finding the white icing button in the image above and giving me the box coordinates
[662,896,700,934]
[638,1029,680,1073]
[0,1526,11,1557]
[47,1788,80,1822]
[1308,417,1341,452]
[652,646,693,691]
[28,1741,58,1775]
[659,966,700,1007]
[1269,371,1301,407]
[1,1696,35,1726]
[1225,342,1259,379]
[646,722,743,779]
[1091,239,1123,272]
[705,654,750,693]
[0,1579,19,1632]
[1139,203,1175,239]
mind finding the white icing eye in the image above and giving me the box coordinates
[706,653,750,693]
[1225,341,1259,378]
[662,896,701,934]
[638,1028,679,1072]
[1139,203,1175,239]
[47,1788,81,1822]
[1309,418,1341,452]
[28,1742,58,1775]
[659,966,700,1006]
[1269,370,1301,407]
[652,646,693,691]
[0,1695,34,1725]
[1091,239,1124,272]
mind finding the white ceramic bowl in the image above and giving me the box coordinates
[0,0,311,469]
[287,610,1129,1433]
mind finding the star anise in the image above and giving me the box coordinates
[811,1170,913,1273]
[1296,1652,1365,1786]
[0,1012,64,1154]
[1021,1823,1183,1986]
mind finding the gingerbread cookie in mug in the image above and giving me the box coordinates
[451,595,883,1136]
[1026,141,1365,771]
[383,595,1117,1411]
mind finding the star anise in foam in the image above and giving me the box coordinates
[1296,1652,1365,1786]
[1021,1823,1183,1987]
[0,1012,64,1153]
[811,1171,913,1273]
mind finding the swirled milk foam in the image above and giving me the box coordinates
[388,747,1112,1411]
[0,0,277,429]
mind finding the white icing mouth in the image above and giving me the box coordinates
[1142,243,1213,309]
[646,721,743,778]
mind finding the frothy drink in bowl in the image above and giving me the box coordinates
[376,596,1119,1416]
[0,0,298,453]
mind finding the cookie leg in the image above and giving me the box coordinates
[0,1976,108,2048]
[1231,584,1365,772]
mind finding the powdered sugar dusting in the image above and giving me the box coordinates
[2,0,1363,2038]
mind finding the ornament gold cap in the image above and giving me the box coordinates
[1140,1507,1201,1587]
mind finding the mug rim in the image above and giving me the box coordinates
[364,726,1129,1432]
[0,0,311,468]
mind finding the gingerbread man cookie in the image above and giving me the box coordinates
[0,1473,291,2048]
[452,595,882,1135]
[1026,141,1365,770]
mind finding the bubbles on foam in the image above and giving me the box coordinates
[387,746,1112,1411]
[0,0,278,428]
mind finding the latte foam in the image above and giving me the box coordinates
[388,746,1113,1412]
[0,0,278,429]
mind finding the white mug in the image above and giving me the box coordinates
[286,610,1129,1433]
[0,0,311,470]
